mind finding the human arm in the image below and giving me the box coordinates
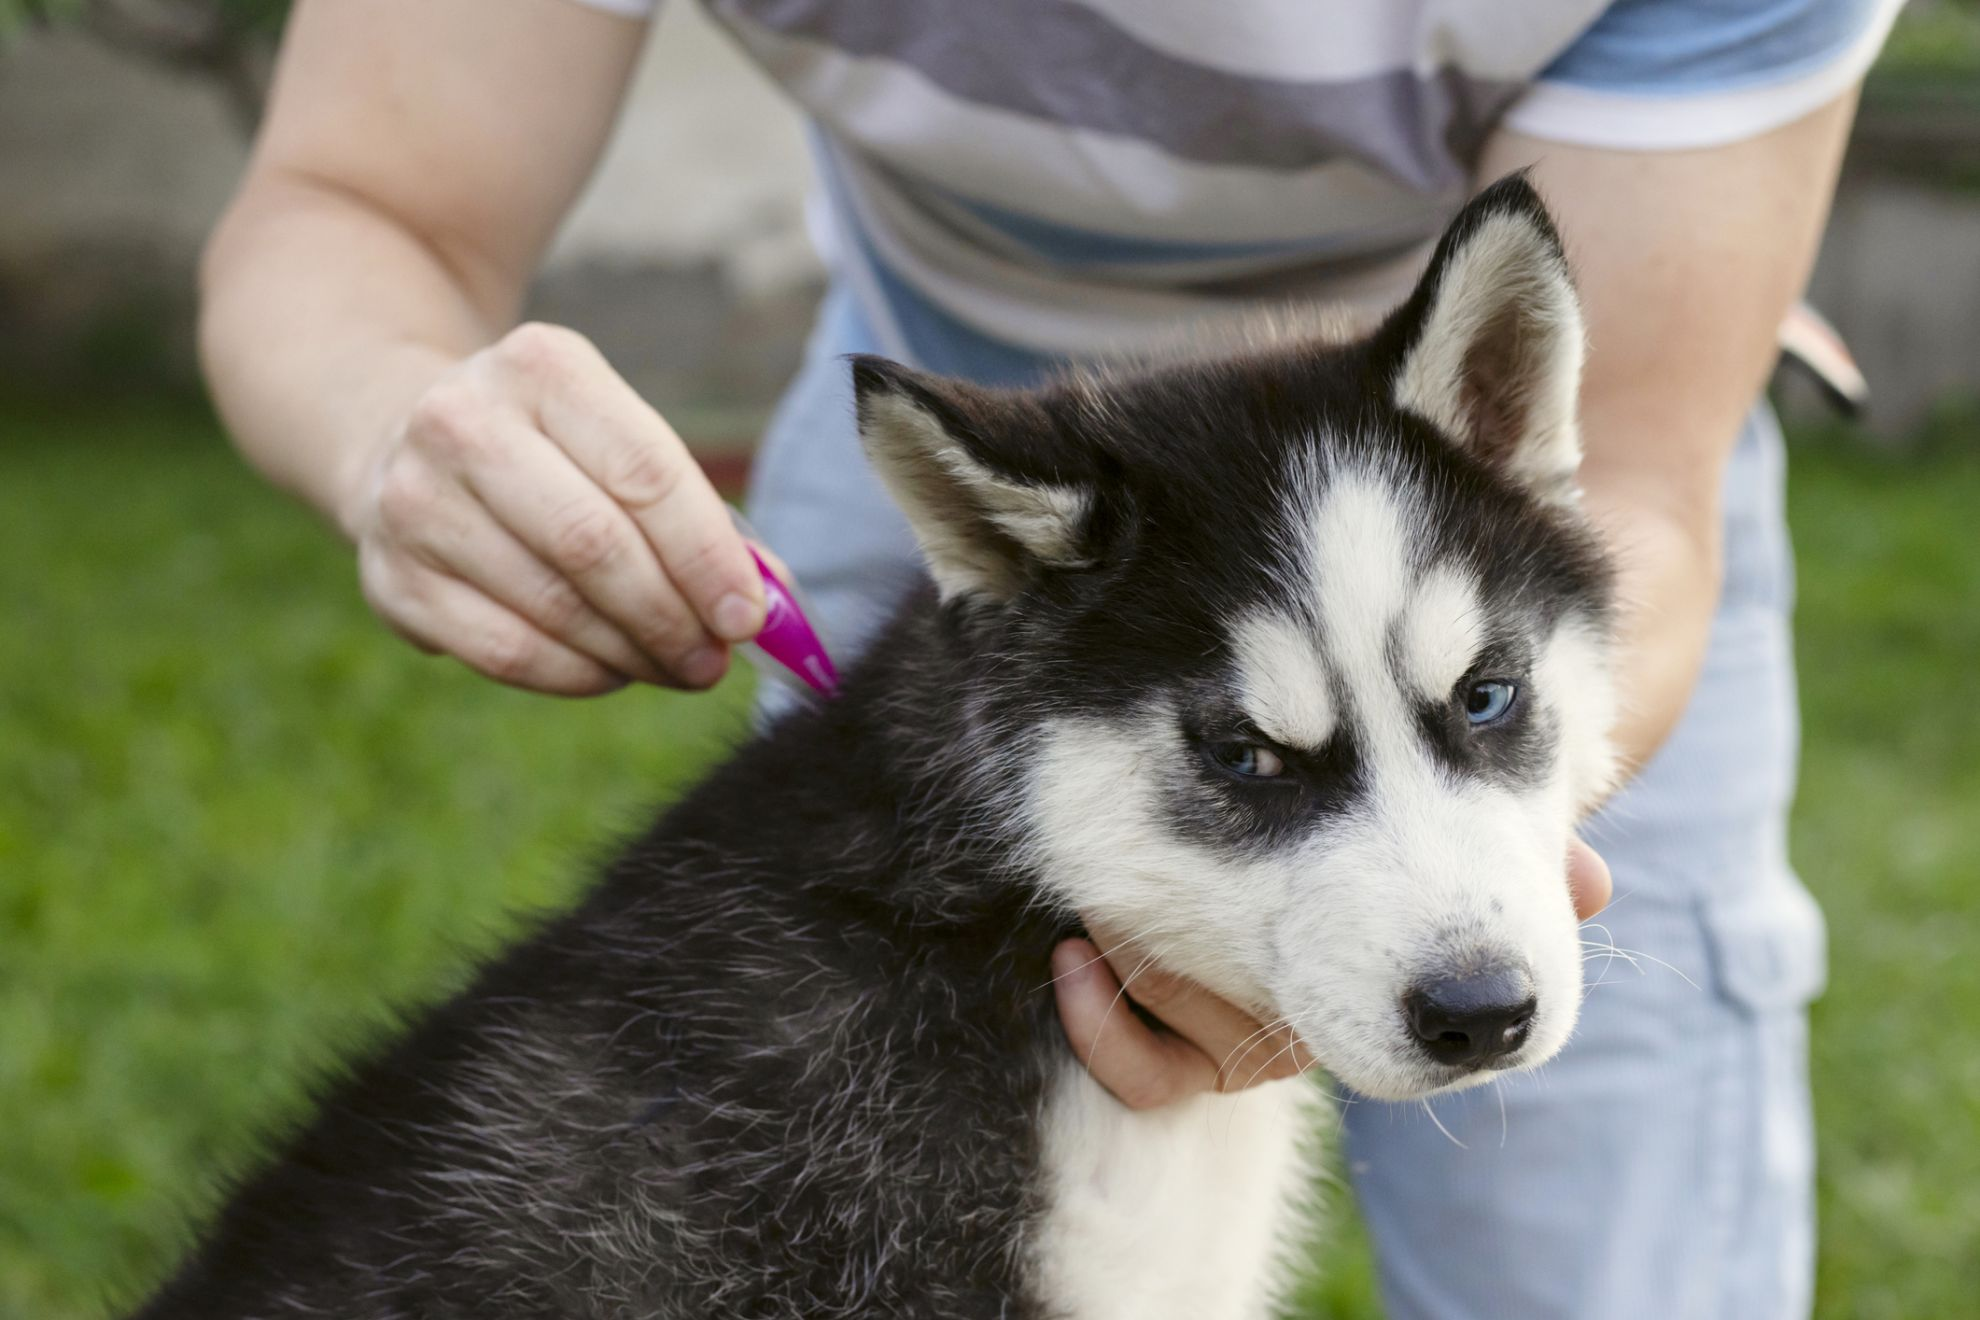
[200,0,764,694]
[1478,94,1858,769]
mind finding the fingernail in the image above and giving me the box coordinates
[712,591,762,642]
[679,645,727,688]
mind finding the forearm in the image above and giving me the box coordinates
[1582,484,1723,773]
[193,0,764,699]
[1477,95,1857,779]
[198,174,516,537]
[198,0,646,539]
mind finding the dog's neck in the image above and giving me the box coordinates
[661,589,1059,929]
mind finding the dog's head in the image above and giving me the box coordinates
[855,176,1617,1101]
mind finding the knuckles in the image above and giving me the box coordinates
[662,528,731,590]
[524,574,590,635]
[604,441,685,512]
[470,623,544,687]
[494,321,593,383]
[544,502,627,576]
[403,320,602,466]
[372,454,441,532]
[1127,967,1184,1010]
[405,380,490,462]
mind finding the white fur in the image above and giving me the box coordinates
[862,390,1091,599]
[1234,614,1335,748]
[1030,1063,1317,1320]
[1535,611,1621,813]
[1023,709,1285,1015]
[931,444,1092,565]
[1310,468,1414,695]
[1398,563,1485,702]
[1392,210,1587,504]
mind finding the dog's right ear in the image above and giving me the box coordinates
[852,356,1099,602]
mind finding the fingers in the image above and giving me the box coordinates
[1053,939,1216,1109]
[525,339,765,642]
[361,544,626,697]
[400,491,668,686]
[360,323,762,695]
[450,415,729,688]
[1568,836,1613,920]
[1051,936,1314,1111]
[1126,959,1315,1093]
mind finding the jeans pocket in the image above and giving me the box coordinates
[1698,877,1828,1014]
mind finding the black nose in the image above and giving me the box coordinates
[1403,970,1537,1070]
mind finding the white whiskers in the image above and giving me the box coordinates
[1421,1098,1467,1150]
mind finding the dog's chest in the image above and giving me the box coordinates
[1027,1061,1318,1320]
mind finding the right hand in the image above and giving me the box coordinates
[345,322,766,695]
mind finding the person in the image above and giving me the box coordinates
[198,1,1899,1314]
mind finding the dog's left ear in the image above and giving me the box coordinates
[1380,173,1586,505]
[851,356,1100,602]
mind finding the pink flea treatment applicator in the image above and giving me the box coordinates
[730,511,839,698]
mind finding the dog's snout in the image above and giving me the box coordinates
[1403,969,1536,1070]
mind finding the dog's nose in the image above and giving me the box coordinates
[1403,970,1536,1069]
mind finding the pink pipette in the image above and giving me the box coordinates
[741,544,839,698]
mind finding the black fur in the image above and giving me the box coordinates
[138,607,1075,1319]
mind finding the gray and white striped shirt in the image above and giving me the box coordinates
[580,0,1899,356]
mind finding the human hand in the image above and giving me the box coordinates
[1565,835,1612,919]
[344,323,765,695]
[1050,928,1316,1110]
[1051,837,1612,1110]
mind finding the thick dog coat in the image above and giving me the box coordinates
[136,176,1617,1320]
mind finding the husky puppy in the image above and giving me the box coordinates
[136,176,1617,1320]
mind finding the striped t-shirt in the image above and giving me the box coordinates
[577,0,1901,360]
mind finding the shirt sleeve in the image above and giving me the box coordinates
[1503,0,1905,151]
[563,0,659,18]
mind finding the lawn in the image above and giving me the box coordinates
[1,398,1975,1318]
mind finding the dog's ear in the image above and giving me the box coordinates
[852,356,1099,601]
[1379,173,1586,505]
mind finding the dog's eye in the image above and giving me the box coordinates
[1463,680,1518,726]
[1208,741,1286,778]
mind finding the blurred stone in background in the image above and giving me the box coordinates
[1,1,1977,448]
[1798,81,1980,436]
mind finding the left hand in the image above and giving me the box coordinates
[1052,837,1612,1110]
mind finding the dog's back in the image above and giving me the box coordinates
[139,617,1082,1317]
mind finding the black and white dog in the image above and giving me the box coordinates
[137,176,1617,1320]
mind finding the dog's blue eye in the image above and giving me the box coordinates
[1464,680,1517,725]
[1210,741,1286,778]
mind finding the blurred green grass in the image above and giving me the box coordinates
[0,399,758,1316]
[1,400,1976,1318]
[1877,0,1980,80]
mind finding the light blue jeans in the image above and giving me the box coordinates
[747,282,1826,1319]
